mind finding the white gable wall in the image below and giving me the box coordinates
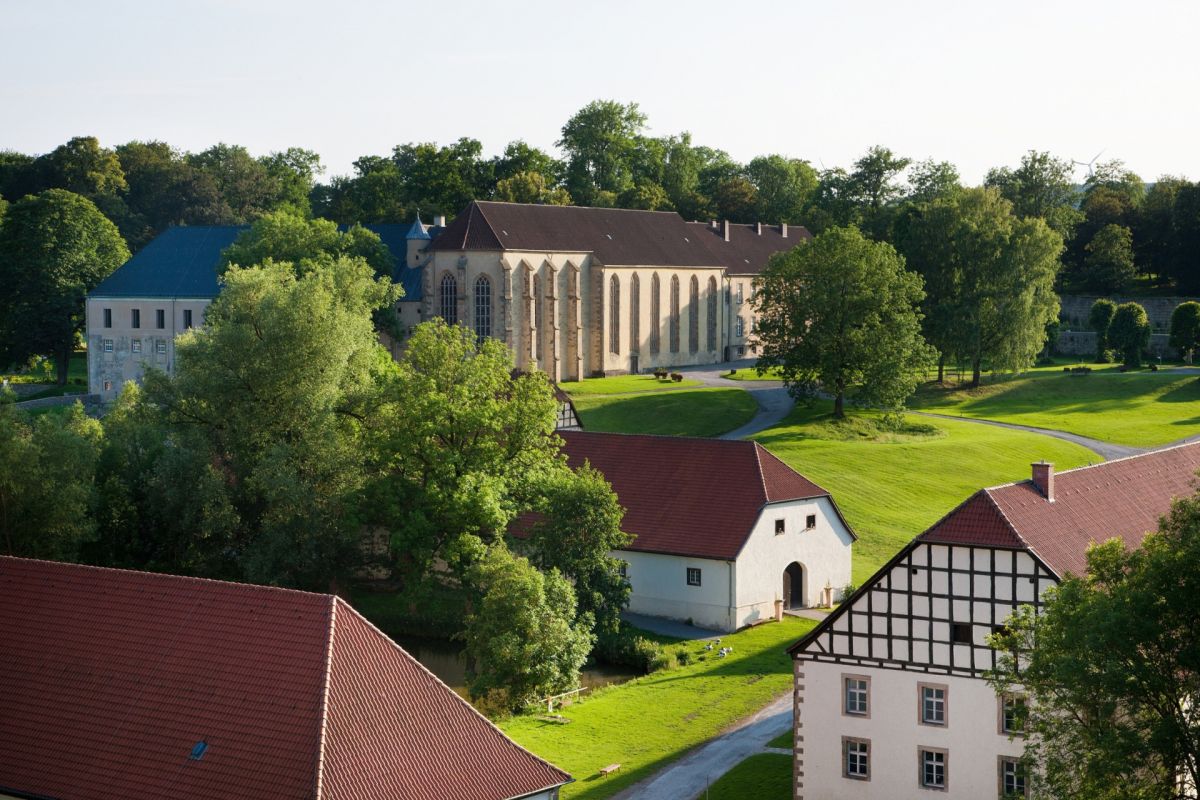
[619,550,734,631]
[734,498,854,627]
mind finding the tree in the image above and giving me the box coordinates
[990,490,1200,799]
[490,140,563,186]
[847,145,911,240]
[558,100,647,205]
[1083,224,1136,292]
[0,400,102,559]
[525,465,633,636]
[37,136,128,200]
[1133,177,1187,284]
[391,138,490,216]
[1170,184,1200,293]
[187,143,281,222]
[494,171,571,205]
[1108,301,1151,367]
[1088,298,1117,363]
[0,190,129,382]
[746,155,818,224]
[906,159,962,204]
[1169,302,1200,362]
[712,176,759,223]
[754,225,934,418]
[219,209,393,278]
[116,140,229,248]
[463,544,595,711]
[262,147,323,213]
[618,181,671,211]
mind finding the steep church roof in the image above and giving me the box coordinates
[90,225,246,299]
[549,431,852,560]
[0,557,570,800]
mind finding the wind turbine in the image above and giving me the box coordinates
[1072,149,1105,179]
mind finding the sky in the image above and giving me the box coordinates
[3,0,1199,185]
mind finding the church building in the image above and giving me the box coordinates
[787,444,1200,799]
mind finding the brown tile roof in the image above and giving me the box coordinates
[549,431,849,560]
[0,557,570,800]
[429,201,808,271]
[685,221,811,275]
[919,442,1200,577]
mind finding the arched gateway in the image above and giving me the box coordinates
[783,562,805,609]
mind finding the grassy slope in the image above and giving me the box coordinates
[766,730,792,749]
[558,374,702,394]
[571,388,757,438]
[699,753,792,800]
[910,367,1200,447]
[500,617,816,800]
[753,404,1099,583]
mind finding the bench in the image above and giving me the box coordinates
[599,763,621,778]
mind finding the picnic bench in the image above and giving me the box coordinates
[599,763,621,778]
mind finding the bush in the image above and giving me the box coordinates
[840,583,858,600]
[594,624,666,673]
[675,646,693,666]
[670,372,683,382]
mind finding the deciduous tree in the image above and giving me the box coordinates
[1170,301,1200,362]
[559,100,647,205]
[1083,224,1136,293]
[1089,298,1117,363]
[1108,301,1151,367]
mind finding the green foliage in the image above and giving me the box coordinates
[989,492,1200,799]
[186,143,286,223]
[593,624,670,673]
[985,150,1082,239]
[559,100,648,205]
[1108,301,1151,367]
[746,155,818,224]
[1169,301,1200,360]
[1082,223,1136,292]
[494,170,571,205]
[0,189,130,383]
[463,545,595,711]
[0,401,102,559]
[526,465,633,635]
[220,209,393,277]
[755,225,934,417]
[115,140,228,248]
[1088,298,1118,362]
[906,159,962,204]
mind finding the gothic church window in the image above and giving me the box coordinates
[707,277,717,351]
[649,273,661,354]
[609,275,620,354]
[440,273,458,324]
[630,274,640,352]
[688,276,699,353]
[474,275,492,342]
[669,275,680,353]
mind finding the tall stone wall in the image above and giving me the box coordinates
[1058,294,1200,333]
[1054,330,1176,359]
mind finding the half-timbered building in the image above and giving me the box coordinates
[788,444,1200,799]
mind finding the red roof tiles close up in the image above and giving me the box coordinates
[0,557,569,800]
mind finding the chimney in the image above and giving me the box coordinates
[723,220,731,242]
[434,214,446,228]
[755,222,763,235]
[710,219,719,230]
[781,222,788,238]
[1032,462,1055,502]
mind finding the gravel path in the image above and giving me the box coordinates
[910,410,1143,461]
[609,691,793,800]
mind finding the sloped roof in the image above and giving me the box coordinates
[0,557,569,800]
[429,201,728,267]
[685,221,810,275]
[921,442,1200,577]
[363,223,423,302]
[90,225,246,299]
[552,431,848,560]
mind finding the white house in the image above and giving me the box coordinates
[788,444,1200,800]
[556,430,856,632]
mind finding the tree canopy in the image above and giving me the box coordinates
[1108,301,1151,367]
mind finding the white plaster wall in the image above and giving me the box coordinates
[734,498,853,626]
[618,550,734,631]
[87,296,210,399]
[798,660,1024,800]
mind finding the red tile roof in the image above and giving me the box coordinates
[919,442,1200,577]
[0,557,569,800]
[550,431,849,560]
[429,201,809,273]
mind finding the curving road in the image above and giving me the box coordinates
[673,361,796,440]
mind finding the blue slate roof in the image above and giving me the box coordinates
[90,226,246,299]
[403,217,430,240]
[364,224,423,302]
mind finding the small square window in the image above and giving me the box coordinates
[686,567,701,587]
[919,684,947,726]
[951,623,972,645]
[131,309,140,329]
[618,562,627,578]
[156,309,165,329]
[103,380,111,391]
[103,308,112,328]
[184,309,193,328]
[843,737,870,781]
[843,676,869,716]
[920,748,947,790]
[805,514,817,530]
[155,340,167,355]
[774,519,785,535]
[131,340,141,354]
[103,339,113,353]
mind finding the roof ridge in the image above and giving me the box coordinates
[313,596,338,800]
[981,439,1200,493]
[980,487,1031,550]
[332,598,572,786]
[0,556,333,601]
[752,440,833,498]
[751,442,771,506]
[565,429,758,446]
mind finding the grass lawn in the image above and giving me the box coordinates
[698,753,792,800]
[910,367,1200,447]
[766,730,792,749]
[572,388,757,438]
[500,616,816,800]
[753,403,1099,583]
[558,374,702,394]
[723,366,784,381]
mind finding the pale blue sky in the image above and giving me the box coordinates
[3,0,1198,184]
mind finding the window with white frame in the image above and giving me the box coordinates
[920,684,947,726]
[920,748,947,790]
[843,737,870,781]
[736,316,745,338]
[103,339,113,353]
[474,275,492,342]
[843,675,869,716]
[155,340,167,355]
[1000,694,1027,735]
[131,340,141,354]
[999,756,1028,798]
[686,567,701,586]
[736,283,744,305]
[440,273,458,324]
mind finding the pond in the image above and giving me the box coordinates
[397,635,640,699]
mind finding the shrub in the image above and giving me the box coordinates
[675,646,693,666]
[1089,299,1117,363]
[670,372,683,382]
[840,583,858,600]
[594,624,666,673]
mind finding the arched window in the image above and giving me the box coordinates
[688,276,700,354]
[439,273,457,324]
[649,273,661,354]
[669,275,680,354]
[609,274,620,355]
[630,273,640,353]
[707,277,718,352]
[534,275,543,361]
[474,275,492,342]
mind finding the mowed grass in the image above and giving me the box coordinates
[723,366,784,381]
[910,369,1200,447]
[699,753,792,800]
[766,729,792,749]
[500,616,816,800]
[558,374,702,394]
[753,403,1099,583]
[571,388,757,438]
